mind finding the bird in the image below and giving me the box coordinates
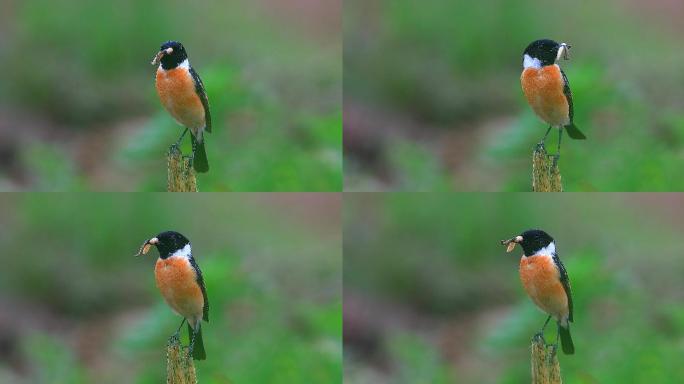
[521,39,585,160]
[501,229,574,355]
[137,230,209,360]
[152,41,211,173]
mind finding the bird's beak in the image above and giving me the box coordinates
[135,237,159,256]
[557,43,571,61]
[151,47,173,66]
[501,235,523,253]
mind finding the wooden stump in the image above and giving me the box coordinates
[167,145,198,192]
[166,335,197,384]
[531,334,562,384]
[532,144,562,192]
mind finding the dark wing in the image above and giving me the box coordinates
[560,68,573,123]
[553,253,573,322]
[189,256,209,322]
[190,66,212,133]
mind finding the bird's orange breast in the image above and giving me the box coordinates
[521,65,570,126]
[519,255,569,320]
[155,256,205,322]
[156,67,206,131]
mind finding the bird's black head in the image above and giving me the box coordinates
[523,39,562,67]
[139,230,191,259]
[517,229,555,257]
[156,41,188,70]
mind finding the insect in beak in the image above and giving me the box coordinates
[557,43,571,61]
[135,237,159,256]
[151,47,173,66]
[501,235,523,253]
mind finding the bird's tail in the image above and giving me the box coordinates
[564,123,586,140]
[191,134,209,173]
[559,324,574,355]
[189,323,206,360]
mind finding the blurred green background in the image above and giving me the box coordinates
[0,193,341,383]
[344,0,684,191]
[344,194,684,383]
[0,0,341,191]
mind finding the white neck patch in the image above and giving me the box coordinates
[534,241,556,258]
[523,54,542,69]
[170,243,192,258]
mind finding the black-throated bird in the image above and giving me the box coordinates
[521,39,585,159]
[137,230,209,360]
[152,41,211,173]
[502,229,574,355]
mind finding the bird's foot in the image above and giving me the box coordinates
[533,332,558,358]
[536,142,546,152]
[548,343,558,359]
[544,152,560,162]
[168,332,180,344]
[169,143,184,158]
[551,154,560,167]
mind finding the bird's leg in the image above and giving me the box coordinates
[549,323,561,357]
[538,125,553,149]
[168,318,186,343]
[535,315,552,341]
[170,318,185,339]
[185,138,197,169]
[174,318,186,337]
[188,326,199,357]
[553,127,563,166]
[173,128,189,149]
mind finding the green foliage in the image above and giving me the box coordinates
[345,0,684,191]
[388,333,454,384]
[386,140,452,191]
[344,194,684,382]
[118,63,342,191]
[22,333,89,384]
[21,143,85,191]
[2,0,341,191]
[486,63,684,191]
[0,194,341,382]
